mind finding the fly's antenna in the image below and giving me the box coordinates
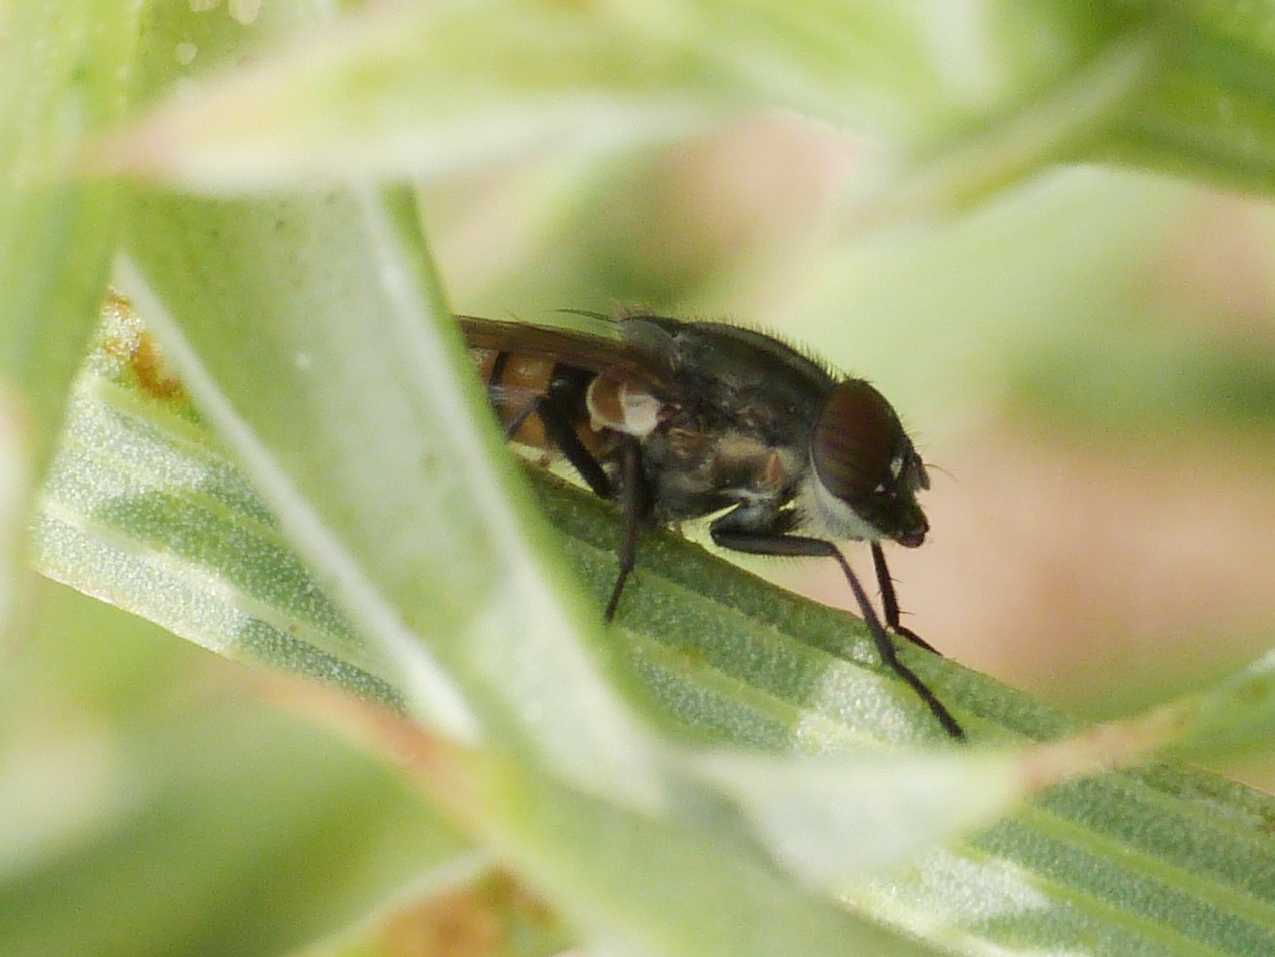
[924,462,957,483]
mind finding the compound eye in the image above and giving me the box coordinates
[811,379,902,506]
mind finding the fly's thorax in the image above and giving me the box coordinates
[645,422,804,517]
[807,378,930,546]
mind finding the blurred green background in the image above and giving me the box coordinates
[8,1,1275,954]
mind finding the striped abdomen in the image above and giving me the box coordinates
[469,347,610,461]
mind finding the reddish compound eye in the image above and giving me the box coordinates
[811,379,902,507]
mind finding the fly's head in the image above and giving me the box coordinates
[809,379,930,547]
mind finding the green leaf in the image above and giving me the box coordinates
[468,747,942,957]
[282,687,944,957]
[691,749,1024,887]
[37,306,403,706]
[118,0,665,807]
[118,184,668,805]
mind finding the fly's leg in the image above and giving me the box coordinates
[603,437,646,622]
[870,542,940,655]
[710,528,964,740]
[522,397,612,499]
[506,400,647,621]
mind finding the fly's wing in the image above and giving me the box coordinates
[456,313,677,400]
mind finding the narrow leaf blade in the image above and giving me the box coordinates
[118,186,665,803]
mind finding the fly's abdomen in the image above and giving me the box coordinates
[470,348,611,460]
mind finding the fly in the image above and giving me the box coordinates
[460,310,963,739]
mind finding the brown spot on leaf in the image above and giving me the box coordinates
[130,332,186,401]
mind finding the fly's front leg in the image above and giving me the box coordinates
[710,524,964,740]
[870,542,940,655]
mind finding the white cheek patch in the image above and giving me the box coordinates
[798,471,884,542]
